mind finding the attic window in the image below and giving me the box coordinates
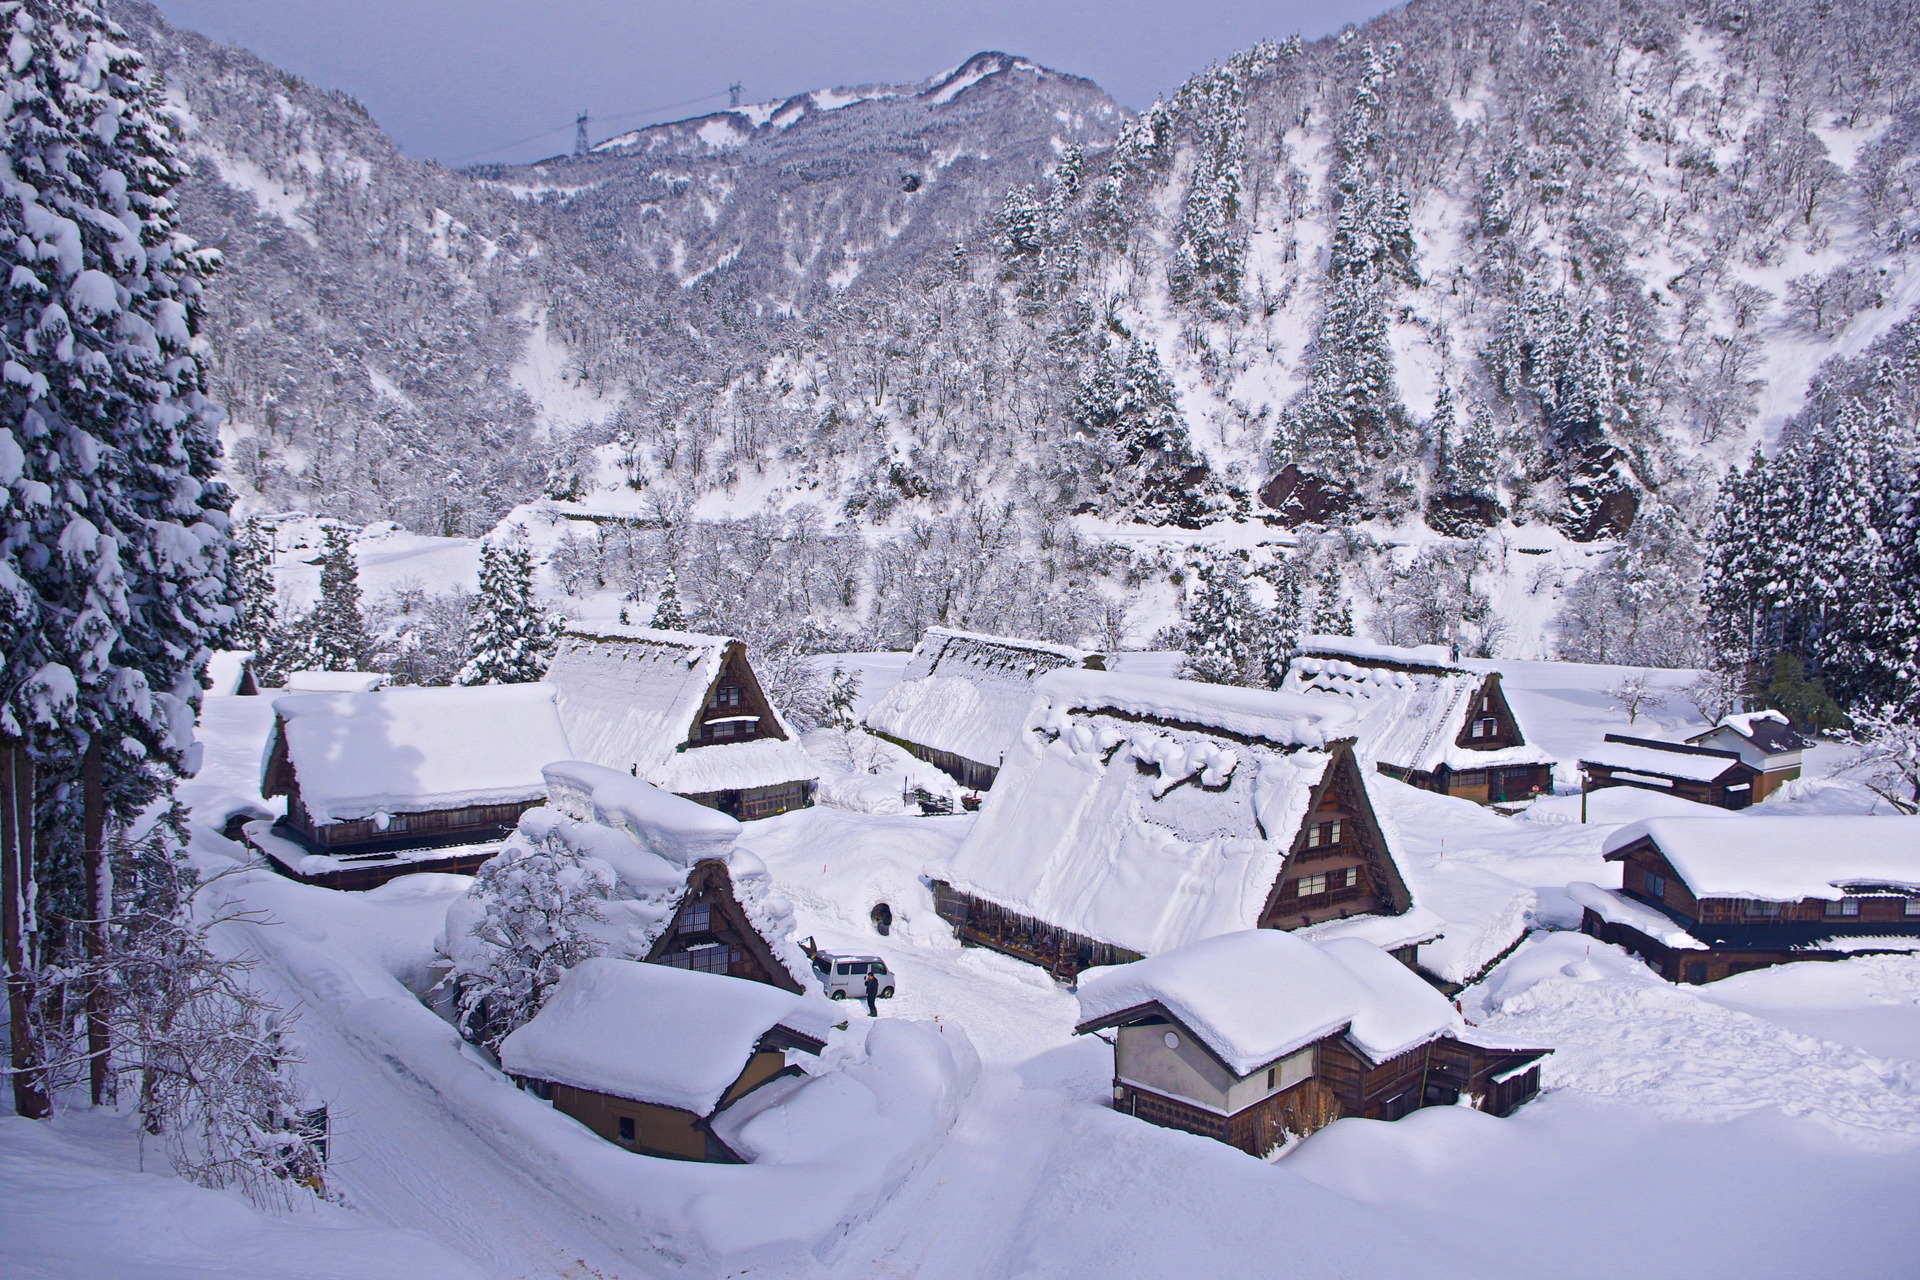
[1306,819,1343,848]
[710,685,743,709]
[678,902,713,934]
[1471,717,1498,738]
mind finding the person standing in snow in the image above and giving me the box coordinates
[863,968,880,1017]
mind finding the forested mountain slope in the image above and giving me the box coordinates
[119,0,1917,542]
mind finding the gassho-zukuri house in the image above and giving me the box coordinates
[1571,815,1920,984]
[251,684,574,890]
[1683,710,1814,803]
[542,622,818,821]
[1279,635,1553,805]
[1074,931,1548,1156]
[932,670,1443,978]
[499,958,827,1162]
[444,761,815,997]
[1578,734,1761,810]
[864,627,1106,791]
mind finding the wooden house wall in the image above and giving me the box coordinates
[533,1048,789,1163]
[1452,675,1526,752]
[931,882,1142,978]
[1259,747,1406,930]
[684,779,814,822]
[1579,908,1855,985]
[646,860,805,992]
[687,644,788,748]
[872,731,998,791]
[1582,763,1756,810]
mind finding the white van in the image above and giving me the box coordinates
[812,953,896,1001]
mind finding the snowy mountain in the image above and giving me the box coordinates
[109,0,1920,665]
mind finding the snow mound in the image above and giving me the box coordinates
[541,759,739,865]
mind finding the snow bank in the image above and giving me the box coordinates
[499,958,812,1113]
[271,685,572,822]
[1077,931,1461,1075]
[801,727,960,815]
[1605,815,1920,901]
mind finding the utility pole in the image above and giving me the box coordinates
[574,110,590,155]
[728,82,743,109]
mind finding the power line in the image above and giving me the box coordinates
[447,87,737,166]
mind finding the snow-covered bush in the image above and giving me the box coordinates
[449,832,613,1052]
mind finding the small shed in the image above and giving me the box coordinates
[1578,734,1760,809]
[204,650,259,696]
[1280,636,1553,805]
[1074,931,1547,1156]
[499,958,825,1162]
[1579,815,1920,983]
[865,627,1106,790]
[933,670,1436,978]
[542,623,818,820]
[1684,711,1812,802]
[256,684,573,888]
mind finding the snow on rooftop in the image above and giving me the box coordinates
[1581,741,1747,783]
[1296,634,1456,671]
[498,958,809,1114]
[864,627,1100,769]
[281,669,388,693]
[269,685,571,823]
[1075,931,1460,1076]
[542,761,739,866]
[1282,656,1551,775]
[1605,816,1920,902]
[1564,882,1708,950]
[944,670,1393,958]
[543,623,817,795]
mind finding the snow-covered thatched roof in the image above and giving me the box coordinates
[1075,931,1463,1076]
[1604,816,1920,902]
[498,958,813,1114]
[1281,639,1551,775]
[266,685,572,823]
[943,670,1417,958]
[864,626,1103,769]
[542,622,817,795]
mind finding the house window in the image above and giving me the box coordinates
[665,944,738,974]
[1825,898,1862,917]
[711,720,737,739]
[678,902,713,934]
[1905,899,1920,917]
[1645,871,1666,899]
[1297,873,1329,897]
[1743,900,1782,918]
[1306,819,1343,848]
[709,685,741,709]
[617,1116,635,1142]
[1267,1066,1277,1088]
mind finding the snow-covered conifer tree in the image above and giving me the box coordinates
[223,517,278,653]
[649,566,687,630]
[825,665,861,732]
[1181,554,1256,686]
[1311,563,1353,636]
[1,0,231,1112]
[288,527,372,672]
[459,540,557,685]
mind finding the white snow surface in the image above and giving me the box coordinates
[1284,655,1553,774]
[1077,931,1462,1076]
[270,684,572,823]
[943,671,1406,958]
[498,958,812,1114]
[1605,815,1920,901]
[864,626,1100,770]
[542,621,818,794]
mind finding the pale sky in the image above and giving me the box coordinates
[148,0,1397,166]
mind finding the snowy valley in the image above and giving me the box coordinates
[3,0,1920,1278]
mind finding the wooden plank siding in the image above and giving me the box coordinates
[870,731,998,791]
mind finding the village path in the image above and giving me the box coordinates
[205,864,667,1280]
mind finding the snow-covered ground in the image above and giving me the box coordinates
[9,689,1919,1279]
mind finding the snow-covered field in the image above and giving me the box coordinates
[8,687,1919,1279]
